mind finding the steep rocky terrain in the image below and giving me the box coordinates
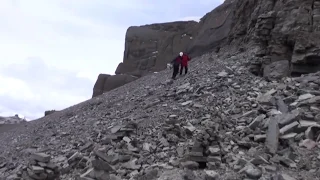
[92,21,197,98]
[1,0,320,179]
[93,0,320,97]
[1,49,320,179]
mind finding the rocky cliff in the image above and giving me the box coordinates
[92,1,233,97]
[234,0,320,79]
[116,21,198,75]
[93,0,320,96]
[92,21,197,97]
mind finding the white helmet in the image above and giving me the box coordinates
[179,52,183,56]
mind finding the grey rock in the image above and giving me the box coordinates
[91,159,115,172]
[180,161,199,169]
[31,153,51,163]
[245,166,262,179]
[204,170,219,180]
[278,109,301,127]
[279,173,297,180]
[263,60,290,81]
[265,116,280,154]
[248,114,266,130]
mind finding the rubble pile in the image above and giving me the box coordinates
[7,153,60,180]
[0,53,319,179]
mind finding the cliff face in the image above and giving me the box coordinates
[229,0,320,77]
[92,21,198,97]
[116,21,198,76]
[187,1,235,56]
[92,0,320,97]
[116,1,239,76]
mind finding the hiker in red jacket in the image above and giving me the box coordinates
[179,52,191,75]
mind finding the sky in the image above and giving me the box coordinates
[0,0,223,120]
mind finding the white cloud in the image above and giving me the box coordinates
[0,0,222,120]
[0,58,93,119]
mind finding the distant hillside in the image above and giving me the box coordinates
[0,114,26,124]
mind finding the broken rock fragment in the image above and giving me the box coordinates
[31,153,51,163]
[265,116,279,154]
[277,109,301,127]
[18,152,60,180]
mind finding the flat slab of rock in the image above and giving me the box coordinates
[31,153,51,163]
[265,116,279,154]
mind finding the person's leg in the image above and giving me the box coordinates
[185,66,188,74]
[172,66,175,79]
[179,64,183,75]
[174,65,179,79]
[172,65,178,79]
[172,68,176,79]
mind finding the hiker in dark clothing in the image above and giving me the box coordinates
[179,52,191,75]
[170,53,182,79]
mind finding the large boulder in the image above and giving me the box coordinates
[92,74,138,98]
[92,74,111,98]
[263,60,290,81]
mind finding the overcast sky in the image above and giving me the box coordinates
[0,0,223,120]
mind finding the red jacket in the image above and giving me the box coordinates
[181,54,191,67]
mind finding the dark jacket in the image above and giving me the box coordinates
[171,54,191,67]
[171,56,182,66]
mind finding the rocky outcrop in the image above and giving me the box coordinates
[44,110,59,116]
[231,0,320,78]
[92,74,111,97]
[93,0,320,96]
[92,2,234,97]
[92,74,138,97]
[116,21,198,76]
[115,1,237,76]
[187,1,235,56]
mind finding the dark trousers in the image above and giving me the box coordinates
[180,65,188,75]
[172,64,179,79]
